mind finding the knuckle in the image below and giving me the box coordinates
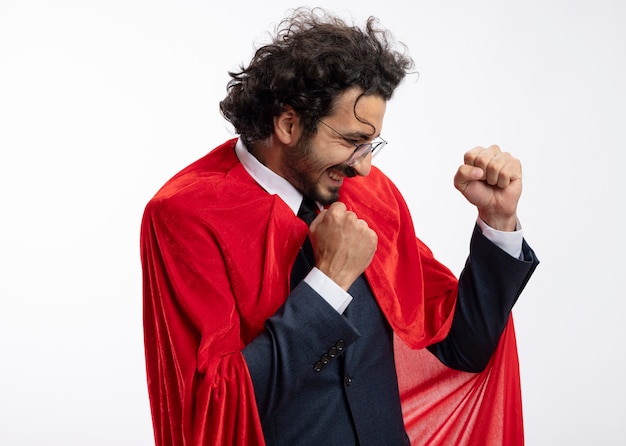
[473,153,489,168]
[370,230,378,243]
[464,148,479,164]
[328,202,345,214]
[485,162,499,176]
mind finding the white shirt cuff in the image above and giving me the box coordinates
[477,217,524,259]
[303,267,353,314]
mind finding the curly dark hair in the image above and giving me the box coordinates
[219,7,414,148]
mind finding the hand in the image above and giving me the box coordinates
[309,202,378,291]
[454,145,522,231]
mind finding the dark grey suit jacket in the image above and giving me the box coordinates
[243,226,539,446]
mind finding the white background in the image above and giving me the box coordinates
[1,1,624,445]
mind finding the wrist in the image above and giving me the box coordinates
[478,213,518,232]
[317,262,357,292]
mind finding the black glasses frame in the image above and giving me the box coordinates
[318,119,387,167]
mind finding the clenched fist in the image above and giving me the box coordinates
[454,145,522,231]
[309,202,378,291]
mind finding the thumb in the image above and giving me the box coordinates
[309,209,327,232]
[454,165,484,192]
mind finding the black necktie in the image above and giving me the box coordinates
[297,195,318,226]
[290,196,317,290]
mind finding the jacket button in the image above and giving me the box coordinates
[321,354,330,365]
[344,374,352,386]
[328,346,338,358]
[313,361,323,372]
[335,340,345,351]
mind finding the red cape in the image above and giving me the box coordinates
[141,139,524,445]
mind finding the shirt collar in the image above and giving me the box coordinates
[235,138,305,215]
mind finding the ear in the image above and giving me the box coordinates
[273,105,302,146]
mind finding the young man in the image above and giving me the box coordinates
[141,8,538,446]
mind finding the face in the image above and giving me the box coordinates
[279,89,387,205]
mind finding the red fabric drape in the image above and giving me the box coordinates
[140,138,523,445]
[395,319,523,445]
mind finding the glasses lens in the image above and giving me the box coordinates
[345,138,387,166]
[370,140,386,157]
[347,143,372,167]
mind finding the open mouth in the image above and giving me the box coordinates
[327,169,345,184]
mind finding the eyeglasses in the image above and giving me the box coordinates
[317,119,387,167]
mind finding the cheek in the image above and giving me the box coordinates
[300,149,334,173]
[313,148,350,170]
[300,139,350,172]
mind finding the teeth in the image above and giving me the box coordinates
[328,170,343,181]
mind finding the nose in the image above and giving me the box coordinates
[351,152,372,176]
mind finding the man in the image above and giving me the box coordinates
[140,8,538,446]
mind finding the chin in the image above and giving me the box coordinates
[314,188,340,206]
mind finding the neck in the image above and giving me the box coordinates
[249,137,283,175]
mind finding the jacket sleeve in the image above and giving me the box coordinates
[428,225,539,372]
[141,197,265,446]
[242,282,361,425]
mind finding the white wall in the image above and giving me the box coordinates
[1,1,624,445]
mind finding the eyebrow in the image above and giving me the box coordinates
[340,129,380,141]
[319,119,381,141]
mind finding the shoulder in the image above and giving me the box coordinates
[143,139,274,225]
[150,139,239,201]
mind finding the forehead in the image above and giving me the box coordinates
[328,88,387,135]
